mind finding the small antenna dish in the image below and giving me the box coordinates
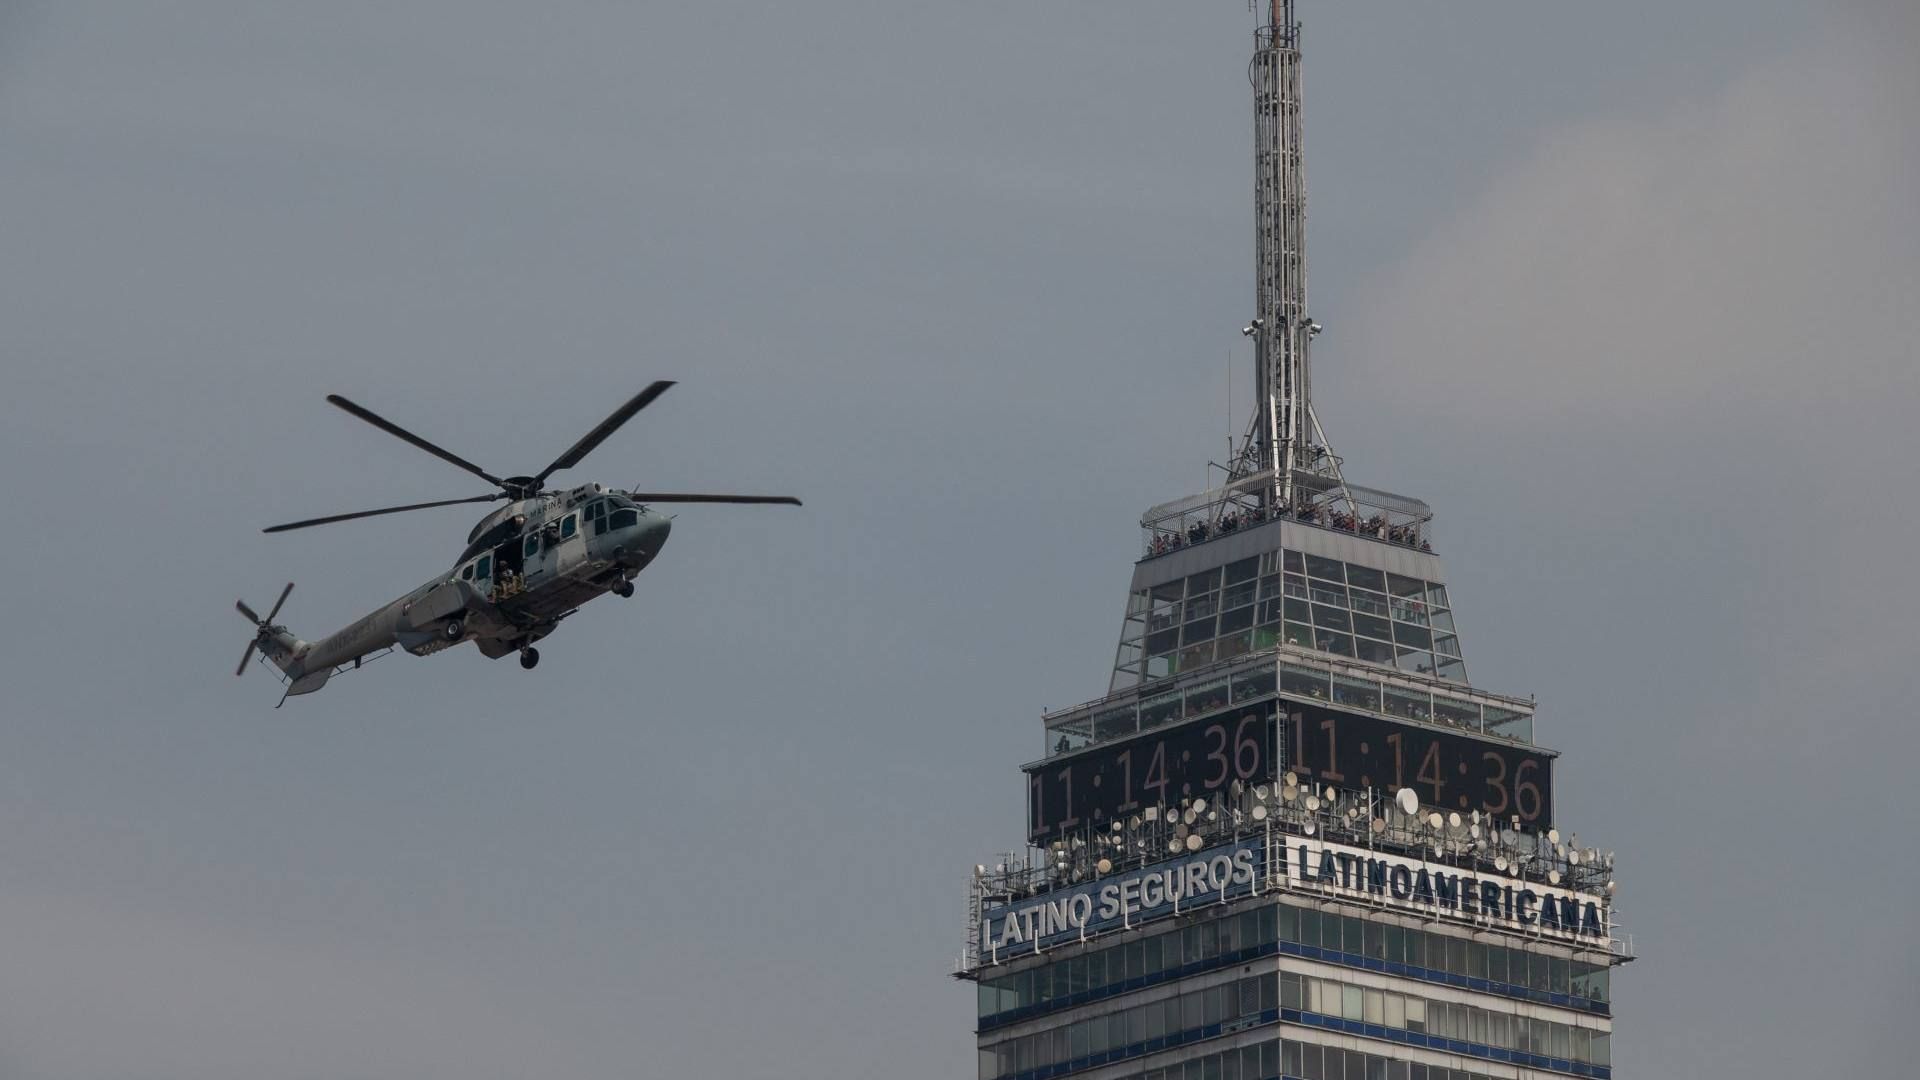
[1568,848,1581,865]
[1448,811,1462,829]
[1426,812,1443,830]
[1396,788,1418,815]
[1370,816,1385,833]
[1185,834,1203,852]
[1305,795,1321,811]
[1303,821,1316,836]
[1096,858,1113,874]
[1252,804,1269,821]
[1547,828,1560,845]
[1495,856,1508,872]
[1324,785,1336,801]
[1254,784,1270,801]
[1548,869,1561,885]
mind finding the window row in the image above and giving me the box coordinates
[1280,1039,1496,1080]
[979,905,1275,1021]
[980,976,1274,1080]
[1282,972,1611,1067]
[977,898,1608,1028]
[1281,906,1609,1005]
[1116,1040,1280,1080]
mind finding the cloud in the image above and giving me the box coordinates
[1348,14,1918,429]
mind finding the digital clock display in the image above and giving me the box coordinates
[1287,700,1555,827]
[1026,700,1279,842]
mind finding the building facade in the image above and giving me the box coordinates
[955,6,1629,1080]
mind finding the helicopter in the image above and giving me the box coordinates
[236,381,798,703]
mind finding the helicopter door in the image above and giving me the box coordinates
[553,512,586,576]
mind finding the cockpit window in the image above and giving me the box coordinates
[560,514,577,539]
[460,564,473,581]
[475,555,491,579]
[608,508,639,529]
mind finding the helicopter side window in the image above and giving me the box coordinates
[475,555,491,580]
[524,534,540,559]
[608,508,639,530]
[460,564,473,581]
[589,500,608,536]
[560,514,577,540]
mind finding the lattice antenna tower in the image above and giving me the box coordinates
[1233,0,1351,514]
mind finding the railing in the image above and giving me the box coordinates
[1139,476,1435,561]
[1044,646,1534,760]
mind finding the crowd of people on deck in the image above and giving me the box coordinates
[1146,500,1435,558]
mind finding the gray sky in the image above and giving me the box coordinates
[0,2,1913,1077]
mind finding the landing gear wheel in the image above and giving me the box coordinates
[612,580,634,599]
[444,618,465,640]
[519,647,540,670]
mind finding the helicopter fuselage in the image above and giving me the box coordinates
[266,484,670,693]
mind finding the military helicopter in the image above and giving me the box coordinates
[236,381,798,702]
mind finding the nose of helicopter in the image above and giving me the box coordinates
[632,510,671,565]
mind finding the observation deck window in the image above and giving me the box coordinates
[1436,657,1467,681]
[1310,581,1349,607]
[1396,644,1434,675]
[1091,706,1137,741]
[1432,697,1481,730]
[1393,622,1433,650]
[1183,677,1230,718]
[1231,665,1276,701]
[1350,587,1389,617]
[1139,692,1181,730]
[1352,612,1391,641]
[1383,685,1429,723]
[1485,704,1532,741]
[1280,663,1329,700]
[1311,604,1351,632]
[1219,605,1255,635]
[1354,637,1393,666]
[1215,631,1253,661]
[1332,674,1380,712]
[1315,630,1355,657]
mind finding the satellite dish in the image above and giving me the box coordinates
[1254,784,1270,801]
[1112,820,1123,831]
[1494,856,1508,872]
[1448,812,1462,829]
[1568,849,1581,865]
[1206,810,1218,822]
[1371,817,1386,833]
[1305,795,1321,811]
[1096,858,1113,874]
[1548,870,1561,885]
[1470,810,1481,825]
[1185,834,1203,852]
[1547,828,1560,845]
[1324,785,1336,801]
[1469,824,1481,839]
[1396,788,1418,815]
[1174,823,1190,840]
[1606,880,1617,894]
[1252,804,1269,821]
[1427,812,1443,830]
[1168,840,1183,854]
[1303,821,1316,836]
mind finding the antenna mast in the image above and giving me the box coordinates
[1235,0,1342,512]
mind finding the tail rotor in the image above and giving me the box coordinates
[235,582,294,676]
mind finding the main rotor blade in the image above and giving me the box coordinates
[236,599,261,623]
[625,492,802,506]
[327,394,506,488]
[262,494,503,534]
[236,642,257,678]
[531,381,675,488]
[263,582,294,624]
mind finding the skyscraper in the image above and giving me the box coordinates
[957,7,1629,1080]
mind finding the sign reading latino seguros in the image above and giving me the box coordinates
[979,836,1609,959]
[980,841,1262,956]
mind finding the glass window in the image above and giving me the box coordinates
[1305,554,1345,582]
[1349,588,1389,617]
[474,555,491,579]
[1404,996,1426,1031]
[1310,604,1351,632]
[1364,989,1384,1025]
[1141,693,1181,729]
[1385,992,1405,1029]
[1308,581,1349,608]
[1216,632,1253,661]
[1232,666,1276,701]
[1223,579,1257,611]
[1354,637,1394,665]
[1179,643,1214,672]
[559,514,577,539]
[1281,664,1328,699]
[1282,550,1304,573]
[1186,569,1221,595]
[1225,556,1258,584]
[1332,675,1381,712]
[1344,564,1385,592]
[1283,573,1310,599]
[1315,631,1355,657]
[1343,916,1364,955]
[1383,686,1428,722]
[1432,698,1479,729]
[1488,946,1508,985]
[1258,573,1285,599]
[1392,622,1433,650]
[1386,573,1424,598]
[608,508,639,529]
[1425,583,1450,608]
[1341,984,1364,1021]
[1093,707,1136,740]
[1352,612,1392,641]
[1435,658,1468,682]
[1283,622,1312,649]
[1433,634,1462,658]
[524,534,539,557]
[1220,606,1255,634]
[1395,646,1434,676]
[1182,618,1216,645]
[1428,608,1456,633]
[460,564,473,580]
